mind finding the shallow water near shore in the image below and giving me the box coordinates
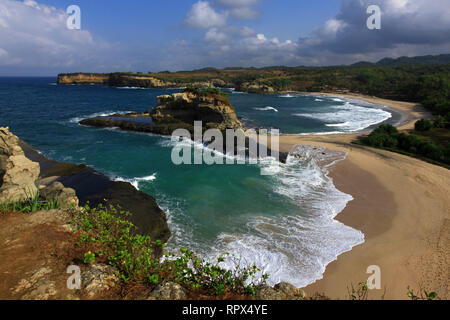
[0,77,396,286]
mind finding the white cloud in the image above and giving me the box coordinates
[205,28,229,42]
[296,0,450,64]
[0,0,111,71]
[185,1,228,29]
[214,0,258,7]
[213,0,260,20]
[230,7,259,20]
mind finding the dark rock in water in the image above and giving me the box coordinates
[19,140,171,251]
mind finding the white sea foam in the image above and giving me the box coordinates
[254,106,279,112]
[69,110,133,123]
[315,98,323,102]
[201,145,364,287]
[116,86,150,90]
[113,173,157,190]
[279,94,298,98]
[325,122,350,127]
[162,143,364,287]
[294,102,392,132]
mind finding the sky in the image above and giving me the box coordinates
[0,0,449,75]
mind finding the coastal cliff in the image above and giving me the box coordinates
[57,73,110,85]
[0,127,170,246]
[58,73,231,90]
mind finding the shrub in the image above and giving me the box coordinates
[367,132,390,148]
[72,204,268,296]
[373,124,399,135]
[396,133,421,152]
[0,189,60,214]
[415,119,433,132]
[433,115,447,128]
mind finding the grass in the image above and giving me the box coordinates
[0,189,60,214]
[71,203,268,298]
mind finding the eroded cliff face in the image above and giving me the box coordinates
[80,90,243,136]
[0,127,40,202]
[150,91,243,132]
[57,73,110,85]
[57,73,235,90]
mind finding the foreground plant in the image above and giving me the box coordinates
[71,204,268,297]
[0,189,60,214]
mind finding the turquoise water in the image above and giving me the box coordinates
[0,77,397,286]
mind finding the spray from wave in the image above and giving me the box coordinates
[113,174,157,190]
[254,106,279,112]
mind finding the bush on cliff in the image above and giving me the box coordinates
[184,86,231,105]
[72,204,268,297]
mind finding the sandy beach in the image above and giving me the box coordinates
[277,93,449,300]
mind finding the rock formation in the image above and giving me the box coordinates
[0,127,40,202]
[80,90,243,136]
[57,73,110,85]
[150,90,243,133]
[238,82,275,94]
[39,181,79,209]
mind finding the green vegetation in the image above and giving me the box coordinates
[359,123,450,167]
[407,286,438,300]
[184,86,231,105]
[0,189,60,213]
[415,119,434,131]
[72,204,268,297]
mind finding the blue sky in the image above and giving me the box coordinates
[0,0,449,75]
[34,0,340,44]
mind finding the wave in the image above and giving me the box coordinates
[279,94,298,98]
[293,102,392,132]
[254,106,279,112]
[331,98,344,102]
[204,145,363,287]
[232,91,248,94]
[315,98,323,102]
[162,143,364,287]
[113,173,157,190]
[116,86,150,90]
[325,122,349,127]
[69,110,133,123]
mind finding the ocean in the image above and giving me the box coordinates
[0,77,400,287]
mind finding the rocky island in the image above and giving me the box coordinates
[80,88,287,162]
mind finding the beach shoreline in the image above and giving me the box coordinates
[276,94,449,300]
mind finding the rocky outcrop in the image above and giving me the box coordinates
[82,264,119,298]
[57,73,110,85]
[107,74,176,88]
[80,90,243,136]
[150,91,243,133]
[0,127,40,202]
[147,282,187,300]
[39,181,79,209]
[20,140,170,248]
[238,82,275,94]
[57,73,236,90]
[253,282,307,300]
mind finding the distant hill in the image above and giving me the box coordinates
[352,54,450,67]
